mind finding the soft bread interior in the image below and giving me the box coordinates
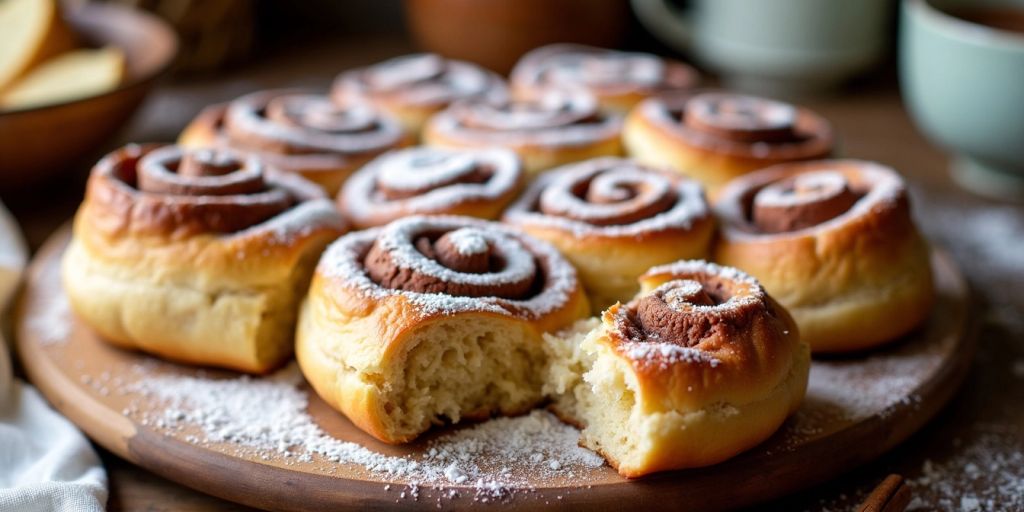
[543,318,600,423]
[380,317,547,440]
[544,319,810,476]
[545,321,645,470]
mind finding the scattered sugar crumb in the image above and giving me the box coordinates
[907,430,1024,511]
[123,364,603,503]
[29,292,70,345]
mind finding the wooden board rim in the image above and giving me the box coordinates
[15,226,976,511]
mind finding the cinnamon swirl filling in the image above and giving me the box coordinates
[640,92,833,160]
[89,144,325,235]
[716,160,906,237]
[339,147,524,228]
[512,44,699,98]
[319,216,582,319]
[751,170,860,233]
[505,158,709,236]
[428,92,621,146]
[332,53,506,107]
[224,91,405,157]
[616,268,767,348]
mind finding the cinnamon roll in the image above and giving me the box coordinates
[511,44,700,114]
[296,215,590,443]
[338,146,525,229]
[503,157,714,312]
[624,92,834,193]
[331,53,507,136]
[423,91,624,176]
[62,144,349,373]
[179,89,411,194]
[544,261,809,477]
[714,159,934,353]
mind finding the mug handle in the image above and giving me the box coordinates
[630,0,693,52]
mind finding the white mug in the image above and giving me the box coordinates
[632,0,893,95]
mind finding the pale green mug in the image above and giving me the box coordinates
[901,0,1024,199]
[631,0,893,96]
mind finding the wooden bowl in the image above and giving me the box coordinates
[0,3,177,189]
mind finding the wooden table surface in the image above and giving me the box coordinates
[6,35,1023,511]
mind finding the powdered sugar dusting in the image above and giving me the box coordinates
[429,93,623,148]
[623,341,721,367]
[317,216,579,319]
[446,228,489,256]
[513,44,673,91]
[907,428,1024,511]
[381,219,535,287]
[644,259,762,289]
[768,322,952,456]
[29,291,70,346]
[503,158,710,239]
[341,147,523,226]
[237,198,348,245]
[716,160,906,241]
[122,364,603,500]
[336,54,505,107]
[28,260,70,344]
[806,349,939,422]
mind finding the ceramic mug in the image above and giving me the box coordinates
[901,0,1024,199]
[631,0,893,96]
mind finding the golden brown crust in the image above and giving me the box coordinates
[502,157,714,311]
[623,92,834,193]
[544,261,809,477]
[510,44,700,114]
[297,216,590,443]
[63,144,349,373]
[331,53,507,136]
[423,92,624,176]
[617,262,803,411]
[338,146,525,229]
[713,159,934,352]
[179,89,412,194]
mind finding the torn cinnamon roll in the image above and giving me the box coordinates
[296,215,589,443]
[544,260,808,477]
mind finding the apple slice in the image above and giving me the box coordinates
[0,0,77,91]
[0,47,125,110]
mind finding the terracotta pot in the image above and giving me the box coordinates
[404,0,629,74]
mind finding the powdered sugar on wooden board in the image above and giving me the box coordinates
[26,261,70,345]
[121,364,603,500]
[920,201,1024,331]
[22,228,980,508]
[907,427,1024,511]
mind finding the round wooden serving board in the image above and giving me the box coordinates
[16,228,975,511]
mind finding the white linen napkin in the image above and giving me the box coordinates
[0,203,107,512]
